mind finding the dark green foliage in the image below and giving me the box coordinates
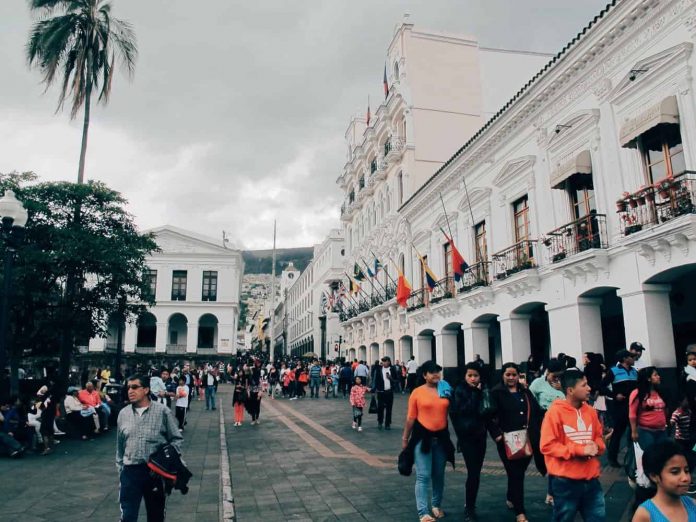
[242,247,313,274]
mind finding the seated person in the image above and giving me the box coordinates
[78,382,107,432]
[0,402,23,457]
[64,387,96,439]
[3,397,33,449]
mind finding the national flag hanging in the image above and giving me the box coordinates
[366,96,371,126]
[328,291,335,311]
[353,263,366,281]
[383,64,389,99]
[349,278,361,295]
[443,232,469,281]
[374,258,383,276]
[320,292,329,313]
[338,282,348,300]
[396,268,412,308]
[418,255,439,292]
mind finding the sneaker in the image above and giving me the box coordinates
[352,422,356,430]
[54,430,66,436]
[358,427,363,432]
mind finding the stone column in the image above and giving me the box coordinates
[124,323,137,353]
[547,298,604,365]
[186,322,198,354]
[414,335,432,365]
[435,330,459,383]
[463,322,489,363]
[619,285,676,367]
[498,313,531,363]
[399,337,413,361]
[218,322,236,354]
[155,322,167,353]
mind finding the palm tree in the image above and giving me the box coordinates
[27,0,137,184]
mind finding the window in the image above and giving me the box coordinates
[567,176,596,220]
[359,176,365,190]
[474,221,488,263]
[443,242,452,279]
[202,271,218,302]
[513,196,530,243]
[398,172,404,205]
[394,62,400,81]
[384,137,392,156]
[144,269,157,300]
[370,158,377,174]
[171,270,187,301]
[639,124,685,183]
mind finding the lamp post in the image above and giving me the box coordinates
[0,191,28,400]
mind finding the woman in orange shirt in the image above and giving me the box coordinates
[402,361,455,522]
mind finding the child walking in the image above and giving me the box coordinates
[233,373,247,427]
[175,377,189,431]
[350,376,368,432]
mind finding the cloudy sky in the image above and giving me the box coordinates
[0,0,609,249]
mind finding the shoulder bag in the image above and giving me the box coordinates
[502,393,533,460]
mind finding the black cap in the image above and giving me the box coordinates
[617,349,634,361]
[629,341,645,352]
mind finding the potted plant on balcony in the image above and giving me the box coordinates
[655,177,674,199]
[622,213,642,235]
[616,192,630,212]
[541,235,552,247]
[552,248,567,263]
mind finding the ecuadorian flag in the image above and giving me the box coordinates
[419,255,439,292]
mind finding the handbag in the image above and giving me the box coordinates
[397,448,414,476]
[502,394,533,460]
[368,395,378,414]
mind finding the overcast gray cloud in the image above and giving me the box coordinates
[0,0,609,249]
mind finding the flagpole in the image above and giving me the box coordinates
[438,192,455,240]
[462,173,482,265]
[360,257,388,296]
[372,250,398,287]
[268,220,277,362]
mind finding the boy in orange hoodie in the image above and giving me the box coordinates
[541,369,606,522]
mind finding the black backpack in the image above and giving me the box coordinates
[148,443,193,495]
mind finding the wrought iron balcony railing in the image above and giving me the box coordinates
[542,213,608,262]
[407,289,427,311]
[617,171,696,236]
[166,344,187,354]
[459,261,492,293]
[135,346,155,354]
[431,277,455,304]
[197,346,218,354]
[492,240,538,280]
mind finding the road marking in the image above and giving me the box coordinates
[271,399,390,468]
[262,400,336,457]
[219,403,235,521]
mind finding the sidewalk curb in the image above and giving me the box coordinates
[219,402,235,521]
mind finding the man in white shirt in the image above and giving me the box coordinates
[405,356,418,392]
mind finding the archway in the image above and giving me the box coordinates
[509,302,550,368]
[198,314,218,349]
[348,348,356,360]
[579,287,626,365]
[646,263,696,368]
[369,343,380,365]
[471,313,501,375]
[136,312,157,348]
[383,339,395,361]
[167,313,188,353]
[358,345,367,361]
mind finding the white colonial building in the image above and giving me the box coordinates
[339,0,696,380]
[89,225,244,356]
[275,229,345,359]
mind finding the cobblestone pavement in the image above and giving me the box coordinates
[225,387,635,522]
[0,392,221,522]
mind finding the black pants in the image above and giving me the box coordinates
[66,411,93,437]
[247,398,261,421]
[119,464,166,522]
[496,442,531,516]
[608,402,630,462]
[376,390,394,427]
[175,406,186,430]
[407,374,417,391]
[461,435,486,509]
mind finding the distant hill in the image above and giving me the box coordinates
[242,247,314,275]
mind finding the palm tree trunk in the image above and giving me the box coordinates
[77,80,92,185]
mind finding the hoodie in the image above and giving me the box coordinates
[540,399,605,480]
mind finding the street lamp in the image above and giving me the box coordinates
[0,190,28,399]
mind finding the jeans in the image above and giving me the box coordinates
[637,427,668,453]
[460,434,486,509]
[414,439,446,517]
[310,377,320,398]
[376,390,394,427]
[119,464,166,522]
[550,476,605,522]
[205,387,216,410]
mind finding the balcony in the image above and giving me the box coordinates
[135,346,155,355]
[386,136,405,161]
[492,240,538,280]
[542,214,608,263]
[617,171,696,236]
[166,344,187,354]
[430,277,455,304]
[459,262,492,293]
[375,157,389,180]
[197,346,218,355]
[407,289,426,312]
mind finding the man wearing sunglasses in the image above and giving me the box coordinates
[116,374,183,522]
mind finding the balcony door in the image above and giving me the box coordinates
[512,196,533,262]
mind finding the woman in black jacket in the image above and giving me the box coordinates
[488,362,543,522]
[450,362,488,522]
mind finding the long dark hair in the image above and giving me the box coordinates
[633,366,659,405]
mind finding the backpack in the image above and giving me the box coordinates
[148,443,193,495]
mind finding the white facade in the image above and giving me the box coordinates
[339,1,696,376]
[89,225,244,356]
[280,229,345,359]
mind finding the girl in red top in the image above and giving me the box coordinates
[629,366,668,451]
[350,376,368,432]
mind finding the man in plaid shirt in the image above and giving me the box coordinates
[116,374,183,522]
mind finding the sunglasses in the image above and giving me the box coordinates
[127,384,144,390]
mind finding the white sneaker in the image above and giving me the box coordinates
[352,421,356,429]
[358,427,363,432]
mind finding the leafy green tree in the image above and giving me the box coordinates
[0,172,157,393]
[26,0,137,184]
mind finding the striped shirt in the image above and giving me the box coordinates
[116,401,183,473]
[671,408,691,441]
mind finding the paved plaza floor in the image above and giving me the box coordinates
[0,384,637,522]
